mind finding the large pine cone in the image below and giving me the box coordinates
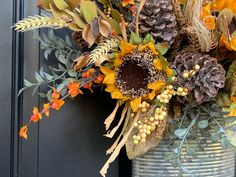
[135,0,177,45]
[172,52,226,106]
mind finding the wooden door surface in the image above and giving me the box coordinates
[0,1,130,177]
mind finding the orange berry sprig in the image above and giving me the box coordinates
[19,72,105,140]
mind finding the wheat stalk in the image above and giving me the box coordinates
[87,37,119,66]
[13,15,68,32]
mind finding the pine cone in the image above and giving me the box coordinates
[72,31,88,48]
[172,52,226,106]
[135,0,177,45]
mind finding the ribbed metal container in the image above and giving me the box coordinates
[132,139,235,177]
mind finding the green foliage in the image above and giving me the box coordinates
[18,30,81,99]
[164,102,234,176]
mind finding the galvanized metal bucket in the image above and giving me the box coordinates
[132,139,235,177]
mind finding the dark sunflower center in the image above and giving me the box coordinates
[115,50,159,99]
[118,60,149,91]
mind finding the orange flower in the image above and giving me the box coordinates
[67,81,83,97]
[42,103,50,117]
[94,75,104,84]
[122,0,135,7]
[83,82,93,93]
[52,88,60,99]
[30,107,42,123]
[82,68,95,78]
[51,99,65,110]
[19,126,28,140]
[220,34,236,51]
[201,3,216,30]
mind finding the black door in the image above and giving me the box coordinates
[0,0,130,177]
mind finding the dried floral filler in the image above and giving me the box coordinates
[14,0,236,176]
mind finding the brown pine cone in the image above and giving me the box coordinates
[172,52,226,106]
[133,0,177,45]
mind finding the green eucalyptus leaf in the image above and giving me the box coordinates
[80,1,97,23]
[68,69,77,77]
[58,54,67,64]
[24,79,33,87]
[44,73,54,80]
[221,137,230,149]
[35,72,45,83]
[197,120,209,129]
[56,82,65,92]
[174,128,188,139]
[211,133,221,143]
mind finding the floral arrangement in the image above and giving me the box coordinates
[14,0,236,176]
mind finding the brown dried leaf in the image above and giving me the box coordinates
[100,111,141,177]
[73,53,90,71]
[104,102,119,131]
[99,19,111,37]
[105,105,128,138]
[91,19,100,39]
[125,115,168,159]
[106,107,131,154]
[82,25,96,47]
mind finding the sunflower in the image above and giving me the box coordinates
[101,40,175,112]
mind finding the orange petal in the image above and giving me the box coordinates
[130,97,141,112]
[148,81,166,91]
[105,85,118,93]
[228,0,236,13]
[42,103,50,117]
[153,59,163,70]
[111,90,124,99]
[147,42,158,55]
[19,126,28,140]
[114,58,123,67]
[103,72,115,85]
[148,90,156,100]
[166,67,174,77]
[100,66,114,75]
[203,16,216,30]
[227,108,236,116]
[211,0,227,11]
[120,40,136,55]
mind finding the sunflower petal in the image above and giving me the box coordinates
[100,66,114,75]
[114,58,123,67]
[148,90,156,100]
[105,85,118,93]
[103,72,115,85]
[153,59,163,70]
[111,90,124,99]
[148,81,166,91]
[130,97,141,112]
[166,67,174,77]
[120,40,136,55]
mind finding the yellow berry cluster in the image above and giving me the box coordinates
[182,64,200,79]
[138,101,150,113]
[156,85,175,104]
[133,106,167,145]
[176,87,188,96]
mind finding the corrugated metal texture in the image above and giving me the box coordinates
[132,140,235,177]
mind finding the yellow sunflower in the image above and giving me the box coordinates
[101,40,174,112]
